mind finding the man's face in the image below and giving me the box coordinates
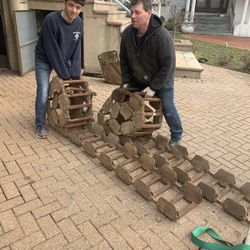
[131,2,151,30]
[64,0,82,22]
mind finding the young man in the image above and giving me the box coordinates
[35,0,84,139]
[120,0,183,146]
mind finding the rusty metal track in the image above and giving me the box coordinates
[48,80,250,223]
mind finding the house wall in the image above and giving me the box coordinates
[233,0,250,36]
[233,0,250,24]
[157,0,185,21]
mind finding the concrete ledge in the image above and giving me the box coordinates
[174,39,193,52]
[175,51,203,79]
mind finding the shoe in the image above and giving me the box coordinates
[168,140,180,148]
[36,126,47,139]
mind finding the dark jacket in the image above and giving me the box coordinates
[120,15,175,91]
[35,11,83,80]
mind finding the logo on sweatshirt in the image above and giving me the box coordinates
[73,31,81,41]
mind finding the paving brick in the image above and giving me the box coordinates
[18,184,37,202]
[0,190,6,203]
[13,198,42,216]
[123,198,150,219]
[91,210,119,229]
[33,234,67,250]
[83,190,111,213]
[1,182,20,199]
[111,212,138,232]
[70,205,99,225]
[105,196,129,216]
[0,210,19,232]
[130,214,159,234]
[16,154,39,166]
[0,228,24,249]
[57,218,81,242]
[99,224,126,249]
[11,231,45,250]
[120,226,147,250]
[81,171,101,186]
[53,189,73,207]
[64,181,89,194]
[4,161,20,174]
[35,186,56,204]
[32,201,62,219]
[1,64,250,250]
[51,204,81,222]
[19,145,35,157]
[159,231,188,250]
[65,169,83,184]
[37,215,60,239]
[0,172,24,186]
[0,197,24,213]
[18,162,39,181]
[78,221,103,246]
[63,237,91,250]
[88,240,112,250]
[18,212,39,235]
[141,230,170,250]
[6,144,21,155]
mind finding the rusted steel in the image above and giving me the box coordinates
[157,182,202,221]
[48,76,94,132]
[198,168,236,203]
[97,88,163,137]
[98,50,122,85]
[48,76,250,224]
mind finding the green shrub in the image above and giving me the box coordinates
[241,55,250,72]
[217,54,233,66]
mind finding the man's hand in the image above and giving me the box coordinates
[122,84,129,88]
[142,86,155,97]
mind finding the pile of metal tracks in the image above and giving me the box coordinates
[78,124,250,223]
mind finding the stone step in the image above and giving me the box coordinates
[106,11,127,22]
[194,30,233,35]
[194,14,232,35]
[93,1,118,13]
[107,18,131,27]
[196,25,232,30]
[175,51,203,79]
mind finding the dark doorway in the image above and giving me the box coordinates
[196,0,229,13]
[0,0,8,69]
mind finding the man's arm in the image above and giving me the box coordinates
[149,29,175,91]
[70,33,82,79]
[119,33,133,85]
[43,15,71,80]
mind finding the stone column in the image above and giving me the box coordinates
[241,0,249,24]
[184,0,191,22]
[190,0,197,23]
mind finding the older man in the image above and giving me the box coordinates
[120,0,183,146]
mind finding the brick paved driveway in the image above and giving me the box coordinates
[0,64,249,249]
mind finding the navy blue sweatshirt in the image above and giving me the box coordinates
[35,11,83,80]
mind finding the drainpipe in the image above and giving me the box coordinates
[241,0,249,25]
[184,0,191,22]
[189,0,197,23]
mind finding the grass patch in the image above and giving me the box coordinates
[175,33,250,73]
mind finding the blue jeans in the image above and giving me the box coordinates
[35,61,52,128]
[155,81,183,142]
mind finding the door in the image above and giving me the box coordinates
[0,0,8,69]
[196,0,229,13]
[13,10,38,76]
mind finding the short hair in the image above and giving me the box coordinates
[130,0,152,11]
[65,0,85,6]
